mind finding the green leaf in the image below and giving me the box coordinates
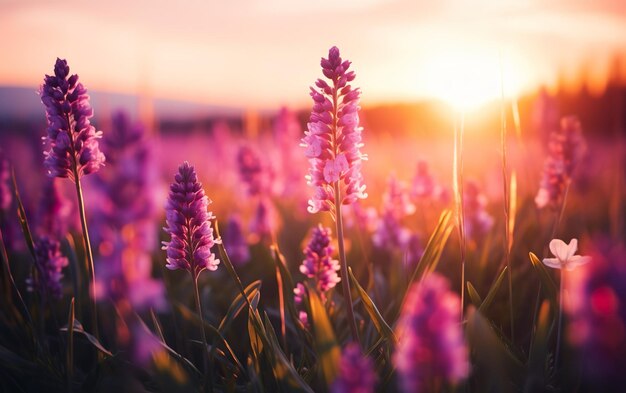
[248,308,314,393]
[270,245,302,330]
[525,300,553,392]
[307,284,341,388]
[349,267,397,344]
[529,252,558,299]
[478,266,508,313]
[467,281,483,308]
[61,319,112,357]
[218,280,262,333]
[408,209,454,285]
[0,344,37,373]
[11,169,36,259]
[466,308,525,391]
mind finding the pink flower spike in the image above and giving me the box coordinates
[543,238,592,271]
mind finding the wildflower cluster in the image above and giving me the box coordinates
[535,116,587,209]
[302,46,367,215]
[40,58,105,180]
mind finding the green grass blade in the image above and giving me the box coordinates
[218,280,262,333]
[408,209,453,285]
[529,252,558,299]
[478,266,508,313]
[348,267,397,344]
[467,281,483,308]
[307,284,341,388]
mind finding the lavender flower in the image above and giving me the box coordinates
[394,273,469,392]
[273,106,305,197]
[301,46,367,215]
[293,282,309,327]
[566,242,626,387]
[372,175,415,258]
[223,214,250,266]
[40,58,105,180]
[248,198,277,244]
[237,145,267,197]
[0,151,10,212]
[299,224,341,294]
[535,116,587,209]
[26,237,69,299]
[463,181,494,241]
[411,160,436,200]
[331,342,377,393]
[37,178,73,237]
[162,162,220,278]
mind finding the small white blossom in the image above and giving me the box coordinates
[543,238,591,271]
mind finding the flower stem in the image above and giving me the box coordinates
[192,275,210,388]
[73,173,99,341]
[500,76,515,341]
[555,269,564,369]
[453,112,466,320]
[334,183,359,343]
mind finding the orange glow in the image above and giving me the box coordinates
[417,47,529,111]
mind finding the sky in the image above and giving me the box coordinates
[1,0,625,110]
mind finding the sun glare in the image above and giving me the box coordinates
[419,48,527,111]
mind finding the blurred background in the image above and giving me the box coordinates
[0,0,625,220]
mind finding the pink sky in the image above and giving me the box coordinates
[1,0,625,109]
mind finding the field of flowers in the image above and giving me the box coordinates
[0,47,624,393]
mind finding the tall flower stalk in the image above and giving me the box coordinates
[453,113,466,318]
[301,46,367,342]
[40,58,105,337]
[162,162,220,376]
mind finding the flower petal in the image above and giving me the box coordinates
[566,238,579,260]
[542,257,563,269]
[549,239,568,261]
[565,255,591,271]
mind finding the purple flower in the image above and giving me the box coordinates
[463,180,494,241]
[566,242,626,386]
[248,198,277,244]
[26,237,69,299]
[162,162,220,278]
[299,224,341,294]
[394,273,469,393]
[373,175,415,255]
[535,116,587,209]
[331,342,377,393]
[223,214,250,266]
[301,46,367,215]
[89,111,164,311]
[237,145,270,197]
[37,178,73,237]
[40,58,105,181]
[293,282,309,327]
[0,150,10,211]
[273,107,306,197]
[411,160,449,204]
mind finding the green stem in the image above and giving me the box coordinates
[500,79,515,341]
[192,275,210,388]
[72,172,99,340]
[453,112,466,320]
[334,184,359,343]
[555,269,564,369]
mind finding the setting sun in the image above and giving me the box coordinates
[418,47,528,111]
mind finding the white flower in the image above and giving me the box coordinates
[542,238,591,271]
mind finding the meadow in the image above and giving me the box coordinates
[0,47,624,393]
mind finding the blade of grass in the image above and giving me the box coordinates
[478,266,508,313]
[466,281,483,308]
[348,267,397,344]
[218,280,262,333]
[306,284,341,388]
